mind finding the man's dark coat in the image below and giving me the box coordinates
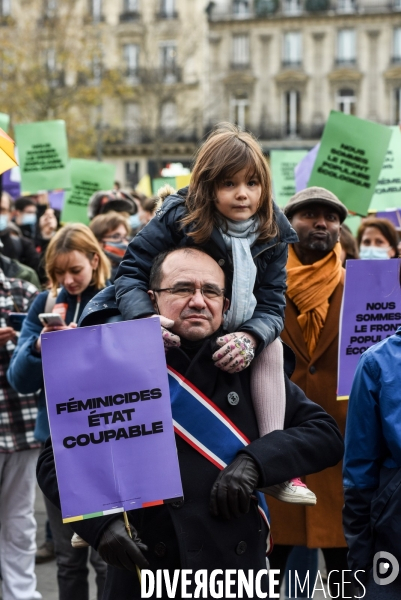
[37,336,343,600]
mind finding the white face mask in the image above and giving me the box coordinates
[359,246,391,260]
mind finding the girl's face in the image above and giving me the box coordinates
[215,167,262,222]
[53,250,99,295]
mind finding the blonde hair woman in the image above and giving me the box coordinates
[8,223,110,600]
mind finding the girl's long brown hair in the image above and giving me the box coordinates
[182,123,277,244]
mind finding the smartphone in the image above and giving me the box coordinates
[6,313,26,332]
[39,313,66,327]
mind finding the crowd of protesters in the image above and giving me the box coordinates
[0,125,400,600]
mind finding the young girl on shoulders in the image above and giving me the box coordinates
[115,123,316,504]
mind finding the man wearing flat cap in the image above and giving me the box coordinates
[268,187,352,596]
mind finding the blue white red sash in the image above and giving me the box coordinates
[167,366,271,552]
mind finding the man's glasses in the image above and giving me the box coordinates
[152,284,225,299]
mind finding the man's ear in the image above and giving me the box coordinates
[223,298,230,313]
[148,290,157,310]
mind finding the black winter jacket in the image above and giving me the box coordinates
[114,188,298,350]
[37,336,343,600]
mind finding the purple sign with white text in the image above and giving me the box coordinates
[41,318,183,522]
[337,259,401,399]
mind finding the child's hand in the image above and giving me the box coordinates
[212,332,257,373]
[159,315,181,351]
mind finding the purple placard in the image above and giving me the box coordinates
[337,259,401,399]
[294,143,320,193]
[41,318,183,521]
[48,190,65,211]
[375,209,401,229]
[2,168,21,199]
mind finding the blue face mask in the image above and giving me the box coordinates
[129,213,141,230]
[359,246,391,260]
[21,213,37,227]
[0,215,8,231]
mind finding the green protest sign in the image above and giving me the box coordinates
[61,159,115,225]
[271,150,307,208]
[152,177,176,195]
[369,126,401,210]
[15,120,71,193]
[0,113,10,133]
[308,111,392,216]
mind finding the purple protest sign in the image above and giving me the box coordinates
[2,167,21,199]
[337,259,401,399]
[294,143,320,193]
[41,318,183,523]
[374,209,401,229]
[48,190,65,211]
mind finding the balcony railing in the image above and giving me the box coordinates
[282,59,302,68]
[104,127,199,148]
[119,11,141,21]
[208,0,399,19]
[155,10,179,19]
[230,61,251,70]
[335,58,357,67]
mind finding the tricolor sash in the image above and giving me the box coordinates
[168,366,271,552]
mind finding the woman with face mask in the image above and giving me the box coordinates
[7,223,110,600]
[89,211,131,282]
[357,217,399,260]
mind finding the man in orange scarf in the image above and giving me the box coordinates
[268,187,353,598]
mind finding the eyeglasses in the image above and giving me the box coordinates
[152,284,225,299]
[102,233,130,243]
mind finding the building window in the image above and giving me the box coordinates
[283,0,302,16]
[90,0,102,21]
[394,88,401,123]
[393,28,401,63]
[285,90,300,136]
[1,0,11,16]
[233,0,250,16]
[232,34,250,69]
[337,0,355,13]
[45,47,56,73]
[159,0,176,18]
[44,0,57,18]
[337,29,356,66]
[395,0,401,10]
[124,0,138,10]
[336,88,356,115]
[123,44,139,79]
[283,32,302,67]
[230,95,249,129]
[125,103,141,144]
[159,42,177,82]
[160,101,177,133]
[91,55,102,85]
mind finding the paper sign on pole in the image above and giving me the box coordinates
[136,174,152,197]
[271,150,307,207]
[308,111,392,216]
[337,259,401,400]
[61,159,115,225]
[15,120,71,193]
[369,126,401,210]
[41,319,183,523]
[152,177,176,195]
[0,129,18,175]
[294,144,320,193]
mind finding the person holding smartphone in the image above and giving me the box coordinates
[7,223,110,600]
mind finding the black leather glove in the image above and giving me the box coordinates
[210,454,260,520]
[97,518,149,571]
